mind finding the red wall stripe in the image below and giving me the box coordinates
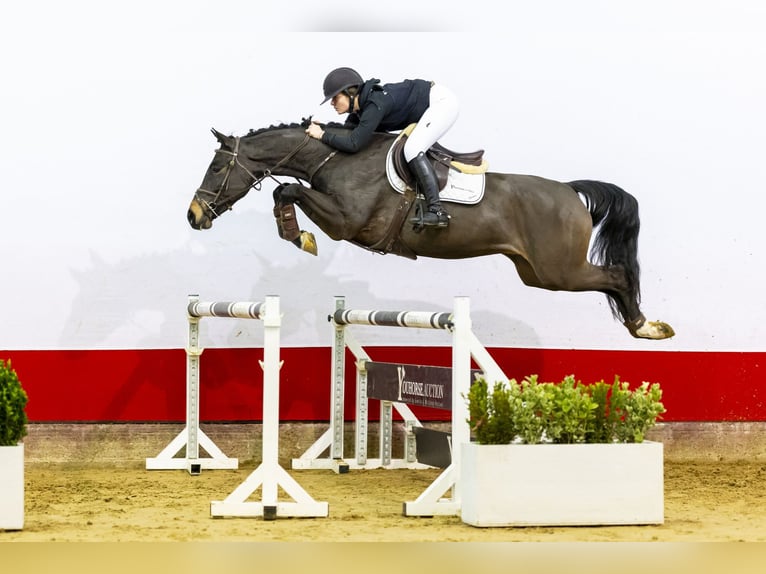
[1,348,763,422]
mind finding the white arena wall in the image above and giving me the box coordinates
[2,1,764,422]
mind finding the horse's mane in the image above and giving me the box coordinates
[245,123,303,137]
[245,119,349,137]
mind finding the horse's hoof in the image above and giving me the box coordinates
[300,231,318,256]
[633,320,675,340]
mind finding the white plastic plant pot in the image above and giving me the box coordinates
[460,441,663,527]
[0,443,24,530]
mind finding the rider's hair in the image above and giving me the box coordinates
[344,85,359,98]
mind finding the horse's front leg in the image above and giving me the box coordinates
[273,183,317,255]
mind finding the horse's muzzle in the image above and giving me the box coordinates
[187,200,212,230]
[187,209,201,229]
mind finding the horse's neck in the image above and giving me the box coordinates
[245,132,326,181]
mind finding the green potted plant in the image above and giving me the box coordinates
[460,375,666,527]
[0,358,28,530]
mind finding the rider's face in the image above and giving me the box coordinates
[331,93,351,114]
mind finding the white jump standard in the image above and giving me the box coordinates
[145,297,248,474]
[293,301,456,473]
[149,295,328,519]
[293,296,507,517]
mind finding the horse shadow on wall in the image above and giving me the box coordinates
[60,214,541,418]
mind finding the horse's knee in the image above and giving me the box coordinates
[277,183,306,204]
[272,183,287,204]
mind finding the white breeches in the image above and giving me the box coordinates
[403,83,459,162]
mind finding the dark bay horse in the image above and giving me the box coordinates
[187,122,674,340]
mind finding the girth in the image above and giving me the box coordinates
[363,185,418,260]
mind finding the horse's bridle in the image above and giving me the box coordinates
[194,134,317,219]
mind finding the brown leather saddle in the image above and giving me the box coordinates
[367,127,487,259]
[391,131,486,191]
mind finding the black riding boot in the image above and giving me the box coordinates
[408,152,449,228]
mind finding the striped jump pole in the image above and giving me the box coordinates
[187,300,264,320]
[331,308,453,330]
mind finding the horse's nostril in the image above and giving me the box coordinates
[187,210,198,229]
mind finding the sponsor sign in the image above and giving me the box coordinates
[366,361,481,410]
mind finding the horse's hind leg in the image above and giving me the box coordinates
[509,253,637,326]
[551,260,674,340]
[508,254,627,306]
[273,184,317,255]
[507,254,674,339]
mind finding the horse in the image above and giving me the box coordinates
[187,121,674,340]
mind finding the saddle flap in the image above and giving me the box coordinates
[391,135,414,188]
[429,142,485,166]
[386,136,486,206]
[391,136,453,191]
[392,128,487,192]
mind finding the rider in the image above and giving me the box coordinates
[306,67,459,228]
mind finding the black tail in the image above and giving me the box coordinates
[568,179,641,319]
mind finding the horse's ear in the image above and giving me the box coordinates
[211,128,232,146]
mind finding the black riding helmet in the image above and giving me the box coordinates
[321,67,363,104]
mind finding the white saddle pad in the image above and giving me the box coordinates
[385,141,485,205]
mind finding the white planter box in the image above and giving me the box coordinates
[460,441,663,527]
[0,443,24,530]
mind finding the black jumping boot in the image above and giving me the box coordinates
[408,152,449,228]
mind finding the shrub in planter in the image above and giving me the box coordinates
[1,358,28,530]
[0,359,28,446]
[467,374,665,444]
[462,374,666,527]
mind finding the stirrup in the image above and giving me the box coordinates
[410,204,449,230]
[422,209,449,228]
